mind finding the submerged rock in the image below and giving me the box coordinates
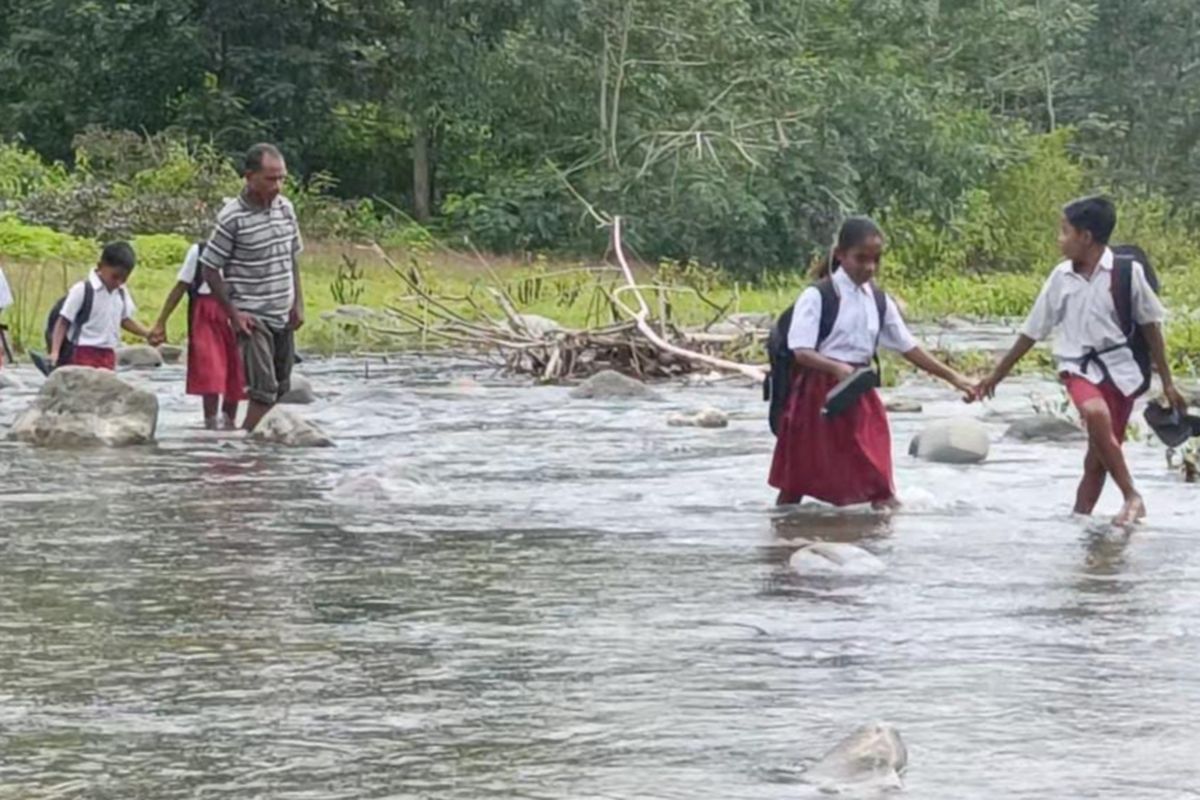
[909,417,989,464]
[118,344,163,368]
[788,542,886,576]
[279,373,316,404]
[249,406,333,447]
[805,722,907,790]
[9,366,157,446]
[667,407,729,428]
[885,398,923,413]
[158,343,183,364]
[569,370,660,400]
[1004,414,1084,442]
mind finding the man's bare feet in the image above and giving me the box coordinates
[1113,494,1146,527]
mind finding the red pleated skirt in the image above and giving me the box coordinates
[187,296,245,399]
[768,368,895,506]
[67,345,116,370]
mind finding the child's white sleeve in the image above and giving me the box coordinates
[879,296,918,353]
[122,289,137,320]
[786,287,822,350]
[1131,263,1165,325]
[0,267,12,310]
[176,244,200,285]
[1020,274,1058,341]
[58,282,86,322]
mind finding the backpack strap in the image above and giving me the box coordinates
[70,280,96,346]
[1111,253,1135,338]
[871,284,887,351]
[815,278,839,346]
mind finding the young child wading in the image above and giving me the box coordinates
[149,243,245,429]
[769,217,975,509]
[48,242,152,371]
[976,196,1186,526]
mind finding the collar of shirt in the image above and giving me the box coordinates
[87,270,120,295]
[832,267,871,297]
[239,188,282,212]
[1063,247,1113,283]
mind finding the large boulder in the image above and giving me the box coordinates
[279,373,316,404]
[569,370,660,400]
[667,407,729,429]
[8,366,157,446]
[789,542,886,576]
[805,722,907,790]
[118,344,164,369]
[249,406,333,447]
[1004,415,1084,442]
[909,417,990,464]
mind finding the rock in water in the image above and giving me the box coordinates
[909,417,989,463]
[117,344,164,368]
[806,722,907,789]
[8,366,158,446]
[569,370,660,400]
[158,344,183,364]
[1004,415,1084,442]
[667,407,729,428]
[279,373,316,404]
[885,398,923,413]
[249,406,333,447]
[788,543,886,576]
[0,371,27,391]
[511,314,563,338]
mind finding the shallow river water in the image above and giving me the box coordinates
[1,343,1198,799]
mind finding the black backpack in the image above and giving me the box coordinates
[1111,244,1158,397]
[44,280,97,366]
[764,276,888,435]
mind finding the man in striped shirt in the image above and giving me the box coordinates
[201,143,306,431]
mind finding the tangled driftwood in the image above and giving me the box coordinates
[367,217,768,382]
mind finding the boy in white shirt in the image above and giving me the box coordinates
[976,196,1186,526]
[49,242,153,371]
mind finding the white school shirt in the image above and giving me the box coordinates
[59,271,137,349]
[176,243,212,295]
[1021,248,1164,396]
[0,266,12,310]
[787,267,917,364]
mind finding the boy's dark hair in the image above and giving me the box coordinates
[245,142,284,173]
[99,241,137,273]
[810,215,884,280]
[1063,195,1116,245]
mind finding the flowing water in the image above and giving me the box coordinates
[1,341,1198,799]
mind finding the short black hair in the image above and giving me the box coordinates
[244,142,284,173]
[1063,195,1116,245]
[99,241,136,273]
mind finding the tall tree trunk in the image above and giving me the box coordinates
[412,119,432,222]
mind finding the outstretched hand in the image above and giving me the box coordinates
[973,373,1001,402]
[952,375,977,403]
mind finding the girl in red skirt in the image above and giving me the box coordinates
[149,243,245,429]
[770,217,975,509]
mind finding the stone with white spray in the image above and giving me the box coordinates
[788,542,886,576]
[804,722,908,791]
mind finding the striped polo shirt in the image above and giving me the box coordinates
[200,191,303,328]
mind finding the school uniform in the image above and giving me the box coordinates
[769,268,916,506]
[59,272,135,370]
[0,266,12,369]
[179,244,245,400]
[1022,248,1164,442]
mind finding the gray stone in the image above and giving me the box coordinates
[8,366,157,446]
[1004,415,1084,442]
[279,373,316,404]
[0,371,27,391]
[788,542,886,576]
[667,407,729,428]
[885,398,923,413]
[158,344,183,364]
[909,417,990,464]
[511,313,563,338]
[117,344,163,369]
[249,407,333,447]
[569,370,660,400]
[805,722,907,790]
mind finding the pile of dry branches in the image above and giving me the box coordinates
[366,218,767,383]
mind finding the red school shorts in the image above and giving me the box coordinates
[1063,374,1134,443]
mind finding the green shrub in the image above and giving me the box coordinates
[0,215,95,262]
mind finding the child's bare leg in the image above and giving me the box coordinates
[1073,445,1107,515]
[1079,399,1143,524]
[776,490,803,506]
[202,394,219,429]
[221,398,239,428]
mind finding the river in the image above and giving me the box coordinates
[1,343,1198,798]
